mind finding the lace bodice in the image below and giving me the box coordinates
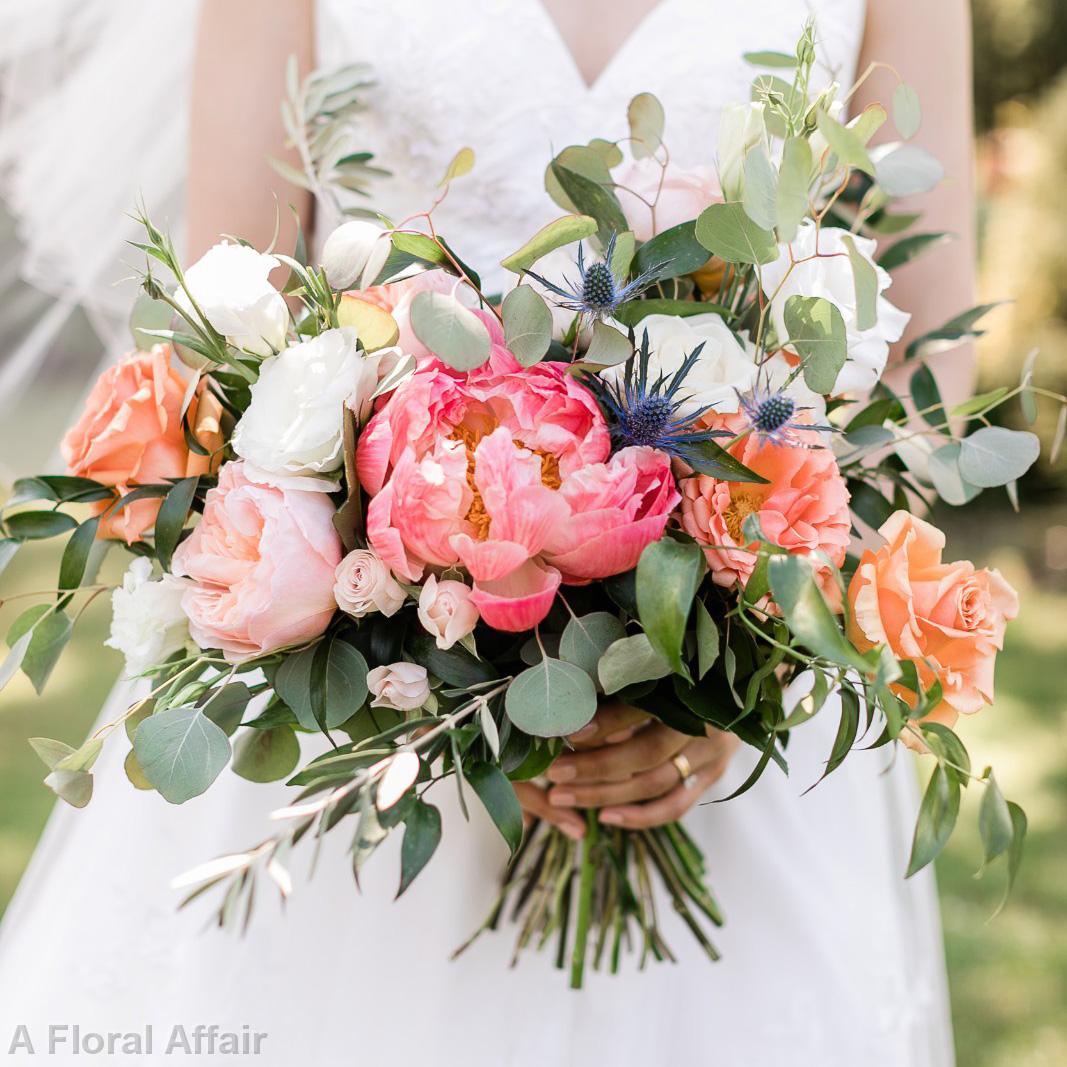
[316,0,868,290]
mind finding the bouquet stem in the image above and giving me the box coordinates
[569,809,599,988]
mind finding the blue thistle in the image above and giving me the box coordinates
[735,377,833,446]
[583,329,731,460]
[525,233,662,318]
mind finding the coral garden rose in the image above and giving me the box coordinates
[172,461,342,661]
[613,157,721,242]
[61,346,223,543]
[679,435,851,593]
[847,512,1019,747]
[357,314,678,631]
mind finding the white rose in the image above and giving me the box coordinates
[613,157,720,242]
[367,662,430,712]
[321,220,391,291]
[601,312,758,417]
[716,102,768,202]
[334,549,406,618]
[417,575,479,650]
[761,221,910,395]
[105,558,189,676]
[232,327,361,489]
[176,241,289,357]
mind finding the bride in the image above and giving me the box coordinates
[0,1,975,1063]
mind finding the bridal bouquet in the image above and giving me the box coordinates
[1,26,1054,986]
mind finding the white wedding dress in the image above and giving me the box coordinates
[0,1,955,1064]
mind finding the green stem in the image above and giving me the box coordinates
[569,809,599,989]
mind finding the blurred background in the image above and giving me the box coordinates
[1,4,1065,1064]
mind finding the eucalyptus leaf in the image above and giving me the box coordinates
[636,538,705,677]
[440,146,475,184]
[28,737,75,770]
[928,443,981,506]
[627,92,665,159]
[742,145,778,230]
[892,83,922,138]
[695,203,777,266]
[502,285,553,366]
[505,657,597,738]
[598,633,671,694]
[559,611,626,681]
[584,321,633,367]
[783,296,847,394]
[875,144,944,198]
[7,606,73,695]
[134,706,231,805]
[957,427,1040,489]
[232,727,300,783]
[816,110,875,176]
[841,235,878,331]
[409,291,491,371]
[276,638,369,732]
[776,137,812,243]
[500,215,598,274]
[44,768,94,809]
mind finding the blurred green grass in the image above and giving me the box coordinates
[1,530,1064,1066]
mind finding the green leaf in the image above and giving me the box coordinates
[154,476,198,571]
[911,362,946,430]
[232,726,300,783]
[502,285,553,366]
[505,657,597,738]
[406,633,497,689]
[776,137,812,243]
[58,516,101,592]
[409,291,491,371]
[694,598,720,679]
[681,439,769,483]
[1018,347,1039,426]
[200,682,252,736]
[584,321,633,367]
[958,427,1041,489]
[783,296,847,394]
[468,762,523,854]
[695,202,777,265]
[978,770,1013,865]
[928,443,982,506]
[627,92,665,159]
[906,764,960,877]
[275,639,369,732]
[559,611,626,682]
[129,290,175,350]
[841,235,878,331]
[550,163,628,248]
[43,768,93,808]
[4,511,78,541]
[636,538,705,677]
[905,302,1004,361]
[743,50,797,68]
[398,800,442,896]
[633,221,710,283]
[134,706,231,804]
[998,802,1027,910]
[893,83,922,138]
[950,387,1010,419]
[847,481,894,531]
[816,110,875,176]
[875,144,944,197]
[608,229,636,278]
[0,630,33,694]
[500,214,598,274]
[597,633,671,694]
[440,145,475,184]
[742,145,778,230]
[0,538,20,578]
[7,606,73,695]
[876,232,951,272]
[613,299,728,328]
[29,736,76,770]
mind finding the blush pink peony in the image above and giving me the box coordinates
[172,461,342,661]
[847,512,1018,748]
[357,314,678,631]
[679,434,851,594]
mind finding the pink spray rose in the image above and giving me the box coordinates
[367,662,431,711]
[418,575,479,650]
[334,548,406,619]
[172,461,342,661]
[357,314,678,631]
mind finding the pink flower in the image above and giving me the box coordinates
[417,575,479,650]
[679,435,851,595]
[367,662,430,711]
[358,317,678,631]
[613,157,721,242]
[172,461,342,661]
[334,549,406,618]
[848,512,1018,748]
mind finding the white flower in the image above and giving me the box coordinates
[367,662,430,712]
[334,549,406,618]
[613,157,720,242]
[232,327,361,489]
[105,558,189,676]
[716,102,768,202]
[417,575,479,650]
[176,241,289,358]
[347,345,409,423]
[601,312,758,417]
[321,220,391,291]
[761,221,910,394]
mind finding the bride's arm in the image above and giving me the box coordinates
[853,0,977,413]
[186,0,315,258]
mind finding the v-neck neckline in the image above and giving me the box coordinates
[533,0,672,90]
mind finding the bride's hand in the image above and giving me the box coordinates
[540,701,739,830]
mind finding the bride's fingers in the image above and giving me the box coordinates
[565,701,650,749]
[547,736,723,809]
[546,722,687,785]
[512,781,586,841]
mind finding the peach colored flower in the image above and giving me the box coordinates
[367,662,430,711]
[613,157,721,242]
[847,512,1018,747]
[172,461,342,661]
[418,575,479,650]
[358,314,678,632]
[61,346,223,543]
[679,435,851,593]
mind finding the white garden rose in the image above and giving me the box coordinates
[334,549,406,618]
[367,662,430,712]
[321,220,391,291]
[601,312,758,417]
[232,327,361,489]
[761,221,910,394]
[716,102,768,202]
[105,558,189,676]
[176,241,289,357]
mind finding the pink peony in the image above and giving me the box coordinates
[357,315,678,631]
[613,157,721,242]
[172,461,342,661]
[679,435,851,594]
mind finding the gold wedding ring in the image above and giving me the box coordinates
[671,752,698,789]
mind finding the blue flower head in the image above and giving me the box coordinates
[526,233,662,318]
[734,373,833,447]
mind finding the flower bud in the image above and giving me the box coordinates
[321,220,391,291]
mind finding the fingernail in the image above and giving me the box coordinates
[547,763,576,782]
[569,723,598,741]
[560,823,586,841]
[599,811,625,826]
[549,791,575,807]
[605,728,634,744]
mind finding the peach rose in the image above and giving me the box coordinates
[172,461,342,661]
[61,346,223,543]
[679,436,851,595]
[847,512,1018,747]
